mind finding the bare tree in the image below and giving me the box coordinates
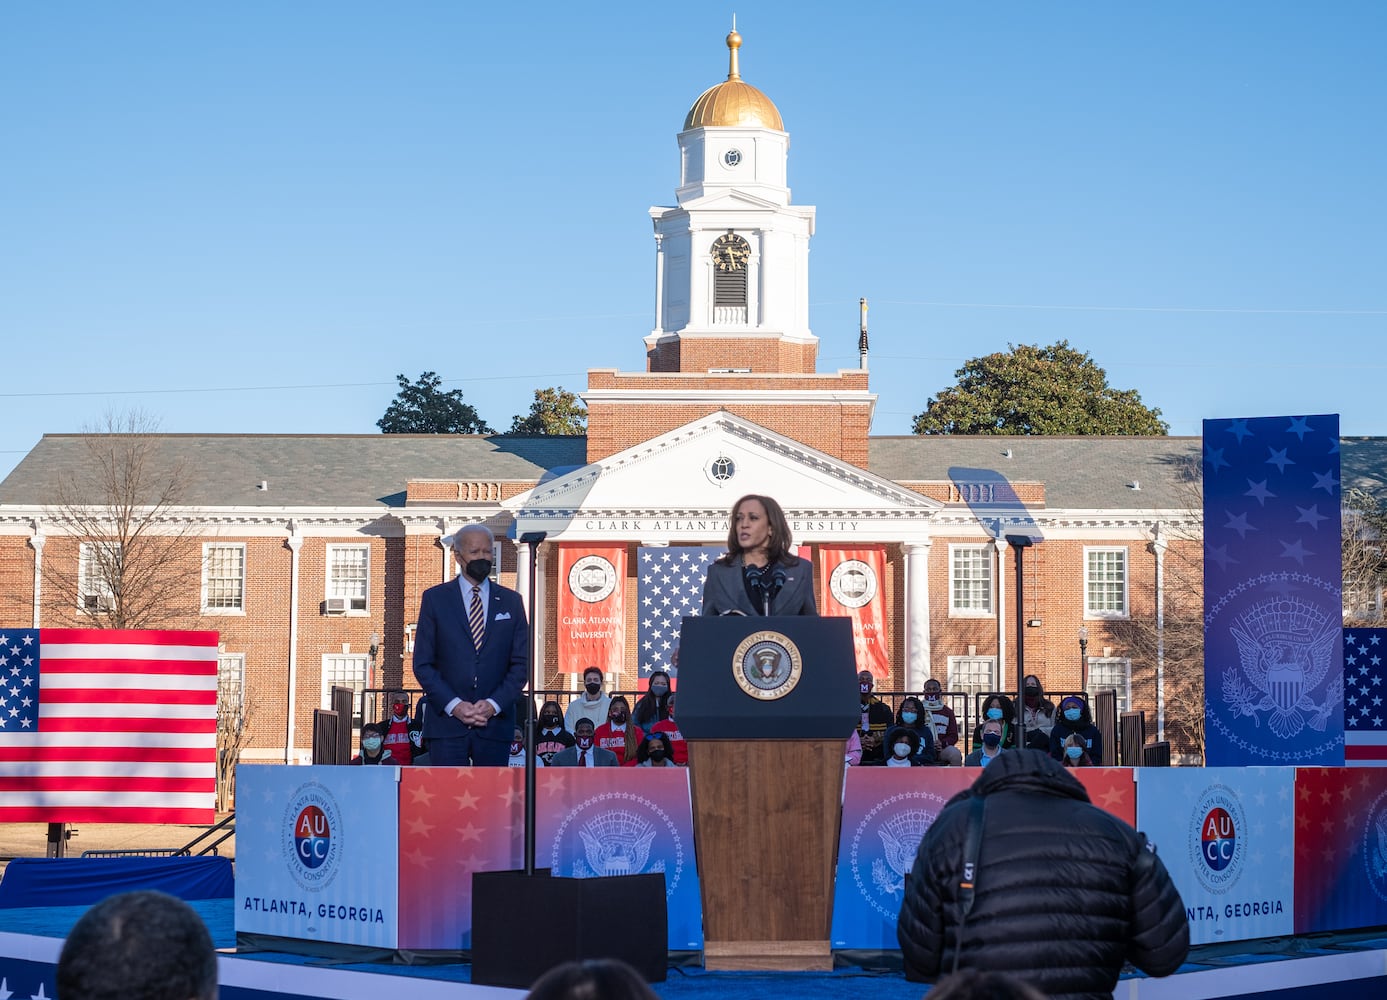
[1342,487,1387,624]
[216,685,254,812]
[42,410,204,629]
[1126,454,1206,763]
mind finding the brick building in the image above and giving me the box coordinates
[1,30,1383,765]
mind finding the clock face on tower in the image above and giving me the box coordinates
[711,232,751,272]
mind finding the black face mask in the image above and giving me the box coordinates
[465,558,493,581]
[982,731,1002,749]
[649,747,666,762]
[540,715,560,728]
[585,681,602,695]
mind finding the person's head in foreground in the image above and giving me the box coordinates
[925,968,1048,1000]
[525,958,658,1000]
[58,890,218,1000]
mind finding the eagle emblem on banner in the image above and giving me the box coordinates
[1223,596,1340,739]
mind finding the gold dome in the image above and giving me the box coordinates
[683,30,784,131]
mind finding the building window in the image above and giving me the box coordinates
[1086,656,1131,714]
[946,656,998,701]
[322,654,369,731]
[1085,547,1129,618]
[217,653,245,716]
[203,544,246,613]
[949,545,993,616]
[327,545,369,612]
[78,541,119,614]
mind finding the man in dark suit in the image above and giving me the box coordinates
[412,524,529,766]
[549,718,618,767]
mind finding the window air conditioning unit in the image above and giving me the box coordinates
[324,597,349,615]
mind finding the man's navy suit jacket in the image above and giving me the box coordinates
[413,577,530,743]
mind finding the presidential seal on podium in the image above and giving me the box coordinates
[732,630,803,701]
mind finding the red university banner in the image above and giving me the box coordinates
[555,544,627,675]
[818,545,890,678]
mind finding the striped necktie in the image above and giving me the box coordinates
[468,585,485,650]
[579,748,588,766]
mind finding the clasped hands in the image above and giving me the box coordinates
[450,700,496,727]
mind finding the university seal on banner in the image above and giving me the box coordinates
[1363,788,1387,903]
[282,782,343,891]
[568,555,617,603]
[732,630,803,701]
[1188,783,1247,894]
[849,791,949,919]
[829,559,877,609]
[550,792,684,898]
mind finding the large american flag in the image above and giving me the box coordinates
[1345,627,1387,765]
[637,546,724,680]
[0,628,219,822]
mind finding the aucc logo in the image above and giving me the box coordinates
[294,805,332,869]
[282,783,343,890]
[1200,807,1236,871]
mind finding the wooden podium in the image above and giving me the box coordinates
[677,616,858,971]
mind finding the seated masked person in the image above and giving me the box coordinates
[594,695,643,766]
[701,494,818,617]
[921,679,963,766]
[972,694,1019,751]
[635,732,679,768]
[881,726,928,767]
[632,670,673,728]
[534,699,575,766]
[351,722,400,765]
[893,696,940,766]
[1050,695,1103,764]
[382,692,413,765]
[549,718,618,767]
[648,691,687,765]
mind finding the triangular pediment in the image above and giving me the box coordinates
[505,413,940,541]
[655,188,807,216]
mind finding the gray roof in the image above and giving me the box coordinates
[869,435,1387,510]
[3,432,1383,511]
[0,434,589,508]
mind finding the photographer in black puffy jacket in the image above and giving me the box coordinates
[897,750,1189,1000]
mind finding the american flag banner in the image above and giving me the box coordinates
[637,546,724,681]
[1344,627,1387,765]
[0,628,219,823]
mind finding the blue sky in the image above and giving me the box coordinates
[2,2,1384,482]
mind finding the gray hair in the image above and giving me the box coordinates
[450,523,494,552]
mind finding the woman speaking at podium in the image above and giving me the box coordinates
[701,494,818,617]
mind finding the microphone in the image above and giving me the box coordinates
[767,567,787,616]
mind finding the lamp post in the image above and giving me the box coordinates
[1005,535,1034,749]
[1078,626,1089,695]
[518,531,547,876]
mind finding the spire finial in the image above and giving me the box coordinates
[726,19,742,81]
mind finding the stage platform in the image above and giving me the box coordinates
[1,899,1385,999]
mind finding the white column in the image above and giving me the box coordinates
[439,528,453,584]
[514,538,532,617]
[28,525,44,629]
[748,247,761,329]
[653,233,666,335]
[1152,528,1168,742]
[535,543,550,678]
[905,541,933,690]
[285,525,304,765]
[994,537,1008,685]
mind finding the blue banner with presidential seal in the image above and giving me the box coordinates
[1136,767,1295,945]
[829,767,977,948]
[535,766,703,950]
[236,765,401,948]
[1202,414,1344,766]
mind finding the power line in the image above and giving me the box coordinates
[863,299,1387,316]
[0,373,587,401]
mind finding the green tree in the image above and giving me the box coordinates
[509,386,587,436]
[377,372,493,434]
[911,340,1169,435]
